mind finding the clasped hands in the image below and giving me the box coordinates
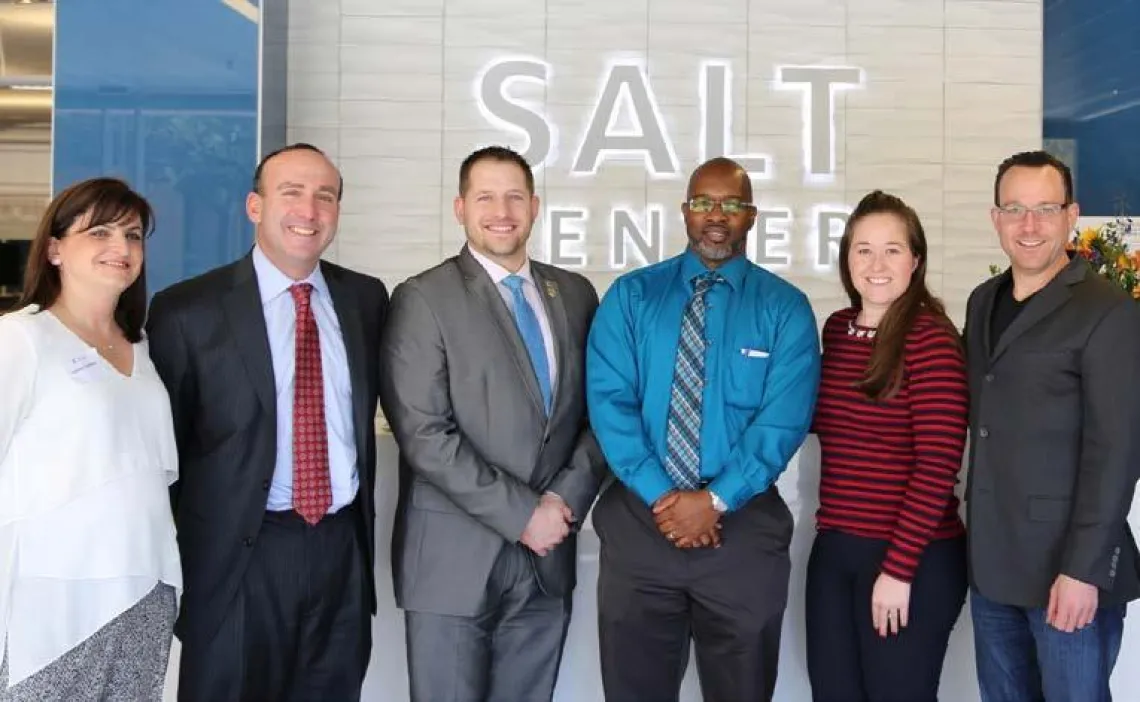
[653,490,722,549]
[520,493,574,556]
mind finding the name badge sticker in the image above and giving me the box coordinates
[69,350,108,383]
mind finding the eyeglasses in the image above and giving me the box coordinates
[995,203,1069,219]
[685,196,756,216]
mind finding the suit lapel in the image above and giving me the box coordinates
[977,271,1005,360]
[322,262,370,471]
[222,257,277,417]
[991,259,1084,363]
[457,247,546,417]
[532,265,570,418]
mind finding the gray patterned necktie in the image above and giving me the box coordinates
[663,272,722,489]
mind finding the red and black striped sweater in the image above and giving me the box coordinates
[811,308,969,582]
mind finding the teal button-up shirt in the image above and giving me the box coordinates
[586,250,821,510]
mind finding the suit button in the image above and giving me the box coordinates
[979,428,989,439]
[985,373,994,382]
[243,537,254,547]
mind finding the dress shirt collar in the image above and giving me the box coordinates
[680,248,748,291]
[251,244,331,304]
[468,245,536,288]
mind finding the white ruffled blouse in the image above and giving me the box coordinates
[0,306,182,687]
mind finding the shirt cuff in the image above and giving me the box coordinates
[631,466,676,508]
[708,472,750,512]
[880,559,916,584]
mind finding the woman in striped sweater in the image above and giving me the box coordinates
[806,190,969,702]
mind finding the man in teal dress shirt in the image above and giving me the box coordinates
[586,157,821,702]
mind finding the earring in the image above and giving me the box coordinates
[50,258,61,266]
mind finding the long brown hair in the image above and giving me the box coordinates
[15,177,155,342]
[838,190,961,401]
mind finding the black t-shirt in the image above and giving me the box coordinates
[989,276,1036,353]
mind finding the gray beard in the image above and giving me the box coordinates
[690,238,742,262]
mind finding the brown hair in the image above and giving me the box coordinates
[838,190,961,401]
[994,150,1073,206]
[458,145,535,196]
[15,177,155,342]
[253,142,343,202]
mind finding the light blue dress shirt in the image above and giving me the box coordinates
[586,250,821,511]
[252,246,358,513]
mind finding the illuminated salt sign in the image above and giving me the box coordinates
[475,58,864,270]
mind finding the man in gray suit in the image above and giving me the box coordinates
[964,150,1140,701]
[379,146,606,702]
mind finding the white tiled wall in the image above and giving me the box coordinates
[265,6,1140,702]
[286,0,1043,327]
[273,3,1054,701]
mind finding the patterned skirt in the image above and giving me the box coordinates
[0,583,176,702]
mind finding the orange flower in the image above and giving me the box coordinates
[1118,254,1131,270]
[1078,227,1098,250]
[1133,283,1140,300]
[1131,250,1140,270]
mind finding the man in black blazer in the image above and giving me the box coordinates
[146,143,388,701]
[964,150,1140,701]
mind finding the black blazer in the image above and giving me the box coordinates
[964,256,1140,608]
[145,254,388,643]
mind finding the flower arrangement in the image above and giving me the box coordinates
[1071,217,1140,299]
[989,217,1140,299]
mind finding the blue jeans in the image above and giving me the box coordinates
[970,588,1125,702]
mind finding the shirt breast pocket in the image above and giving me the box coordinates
[725,346,771,408]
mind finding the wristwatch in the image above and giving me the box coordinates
[709,491,728,513]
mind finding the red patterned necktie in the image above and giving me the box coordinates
[290,282,331,525]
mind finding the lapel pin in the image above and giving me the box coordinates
[544,280,558,298]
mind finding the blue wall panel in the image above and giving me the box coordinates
[53,0,261,294]
[1044,0,1140,216]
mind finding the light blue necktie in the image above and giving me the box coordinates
[502,275,552,415]
[664,271,722,489]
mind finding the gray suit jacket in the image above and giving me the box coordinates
[964,256,1140,608]
[379,246,607,617]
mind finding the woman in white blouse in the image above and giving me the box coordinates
[0,177,181,701]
